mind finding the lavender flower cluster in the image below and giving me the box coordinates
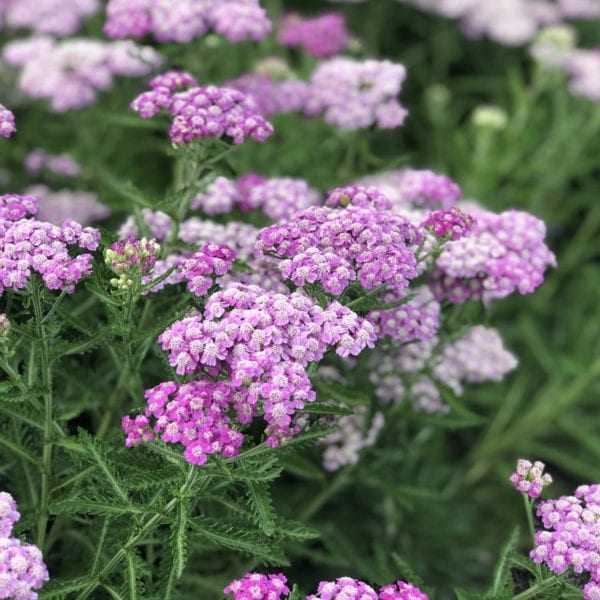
[0,103,16,138]
[24,150,82,178]
[0,492,49,599]
[0,194,99,295]
[3,37,162,112]
[255,187,421,297]
[104,0,271,43]
[131,70,274,146]
[304,58,409,129]
[191,174,320,220]
[529,482,600,600]
[277,11,350,58]
[509,459,553,498]
[124,283,376,461]
[0,0,99,36]
[224,572,428,600]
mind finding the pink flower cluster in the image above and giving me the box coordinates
[24,185,110,227]
[24,149,82,178]
[370,325,517,412]
[0,194,99,295]
[509,459,553,498]
[118,208,173,242]
[366,286,440,343]
[421,207,475,241]
[144,283,375,451]
[0,491,49,599]
[3,37,162,112]
[567,49,600,102]
[325,185,393,210]
[277,11,350,58]
[191,174,320,220]
[304,58,409,130]
[308,577,428,600]
[0,103,16,138]
[104,0,270,43]
[179,244,236,296]
[430,208,556,303]
[224,572,290,600]
[530,483,600,600]
[0,0,99,36]
[131,70,274,146]
[223,573,428,600]
[255,195,421,296]
[226,73,310,118]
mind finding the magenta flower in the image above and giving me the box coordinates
[509,459,553,498]
[0,103,16,138]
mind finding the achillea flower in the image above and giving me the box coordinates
[325,185,393,210]
[304,58,408,130]
[421,207,475,241]
[557,0,600,18]
[118,208,173,241]
[192,174,320,220]
[567,48,600,102]
[24,150,82,177]
[179,219,259,259]
[4,38,162,112]
[0,492,49,598]
[131,74,274,146]
[104,0,271,43]
[509,459,553,498]
[226,73,310,118]
[0,194,99,295]
[132,283,375,454]
[105,237,160,290]
[24,185,110,226]
[224,572,290,600]
[429,208,556,303]
[379,581,429,600]
[370,325,517,411]
[0,103,16,138]
[0,0,99,35]
[308,577,378,600]
[277,11,350,58]
[255,198,421,297]
[530,483,600,595]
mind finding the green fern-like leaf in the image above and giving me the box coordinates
[245,480,276,536]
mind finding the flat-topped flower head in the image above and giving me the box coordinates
[0,103,16,138]
[0,492,20,537]
[509,459,553,498]
[421,207,475,241]
[379,581,429,600]
[105,0,271,43]
[326,185,393,210]
[304,58,408,130]
[131,77,274,146]
[308,577,378,600]
[278,11,350,58]
[0,194,100,295]
[224,572,290,600]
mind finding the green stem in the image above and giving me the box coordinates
[76,466,200,599]
[523,495,543,581]
[512,576,559,600]
[32,285,54,552]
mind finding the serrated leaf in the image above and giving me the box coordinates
[274,518,319,541]
[454,588,481,600]
[37,576,94,598]
[302,403,353,416]
[488,526,520,597]
[50,499,154,517]
[288,585,302,600]
[246,480,276,536]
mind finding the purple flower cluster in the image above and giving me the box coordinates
[421,207,475,241]
[0,0,99,35]
[3,37,162,112]
[104,0,271,43]
[0,194,99,295]
[304,58,408,129]
[530,483,600,599]
[430,208,557,303]
[226,73,310,118]
[24,150,82,178]
[325,185,393,210]
[0,491,49,599]
[277,11,350,58]
[509,459,553,498]
[179,218,259,259]
[322,405,384,471]
[105,237,160,290]
[366,286,440,343]
[370,325,517,412]
[0,103,16,139]
[143,283,375,451]
[192,174,320,220]
[224,572,290,600]
[307,577,429,600]
[567,49,600,101]
[118,208,173,242]
[25,185,110,227]
[223,573,428,600]
[179,244,236,296]
[131,71,274,146]
[255,197,421,296]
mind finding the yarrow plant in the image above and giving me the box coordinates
[0,103,16,138]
